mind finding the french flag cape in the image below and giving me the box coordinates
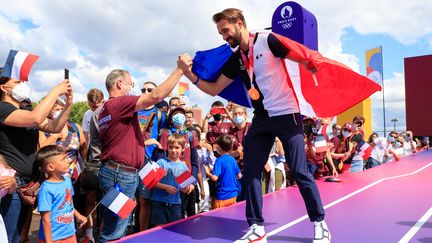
[192,33,381,117]
[100,187,137,219]
[2,50,39,81]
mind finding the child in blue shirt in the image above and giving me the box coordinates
[151,133,194,226]
[205,134,242,208]
[37,145,87,242]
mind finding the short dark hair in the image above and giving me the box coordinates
[216,134,233,152]
[143,81,157,87]
[212,8,247,28]
[169,97,180,106]
[353,115,365,123]
[211,101,224,107]
[37,145,65,170]
[185,110,194,117]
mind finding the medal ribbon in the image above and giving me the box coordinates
[240,33,255,90]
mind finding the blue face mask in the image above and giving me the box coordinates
[233,115,245,124]
[388,136,396,143]
[172,113,186,127]
[394,141,402,148]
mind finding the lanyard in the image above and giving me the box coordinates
[240,33,255,89]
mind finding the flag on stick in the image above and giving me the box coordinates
[100,187,136,219]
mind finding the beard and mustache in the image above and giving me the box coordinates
[226,26,242,48]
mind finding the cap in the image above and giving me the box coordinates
[342,122,354,131]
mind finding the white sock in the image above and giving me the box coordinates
[86,228,94,239]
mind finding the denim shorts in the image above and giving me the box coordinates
[151,201,181,225]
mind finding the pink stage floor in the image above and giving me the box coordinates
[117,150,432,243]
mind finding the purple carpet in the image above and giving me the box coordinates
[116,150,432,243]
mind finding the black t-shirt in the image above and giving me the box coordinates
[221,33,290,116]
[0,102,39,180]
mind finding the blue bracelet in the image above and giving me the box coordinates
[192,76,200,85]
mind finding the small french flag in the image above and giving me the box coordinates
[138,161,165,189]
[357,140,373,160]
[175,170,196,189]
[2,50,39,81]
[314,135,328,153]
[264,159,275,172]
[100,187,136,219]
[72,162,82,181]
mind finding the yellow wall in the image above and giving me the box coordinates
[337,98,372,139]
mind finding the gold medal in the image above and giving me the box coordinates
[248,87,260,100]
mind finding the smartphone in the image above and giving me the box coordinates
[64,69,69,79]
[325,177,341,182]
[211,107,224,115]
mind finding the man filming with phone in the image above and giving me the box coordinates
[202,101,232,156]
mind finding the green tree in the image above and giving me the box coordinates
[69,101,89,124]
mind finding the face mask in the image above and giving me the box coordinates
[172,113,186,127]
[342,131,351,138]
[11,82,31,102]
[394,141,402,148]
[127,86,142,96]
[213,114,222,121]
[388,136,395,143]
[233,115,245,124]
[51,111,61,119]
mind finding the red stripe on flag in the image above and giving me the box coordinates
[19,54,39,81]
[175,170,191,185]
[117,198,137,219]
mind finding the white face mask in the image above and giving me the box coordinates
[342,130,351,138]
[51,111,61,119]
[10,82,31,102]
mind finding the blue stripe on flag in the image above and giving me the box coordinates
[193,44,251,107]
[100,187,121,207]
[2,50,18,78]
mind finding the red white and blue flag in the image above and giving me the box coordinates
[100,187,136,219]
[71,162,82,181]
[1,50,39,81]
[356,140,373,160]
[138,161,166,189]
[314,135,328,153]
[192,33,381,117]
[175,170,196,189]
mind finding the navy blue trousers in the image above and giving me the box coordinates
[243,113,325,226]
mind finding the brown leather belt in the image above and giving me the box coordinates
[103,160,138,173]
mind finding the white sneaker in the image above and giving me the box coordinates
[234,224,267,243]
[313,220,331,243]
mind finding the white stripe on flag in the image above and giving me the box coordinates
[285,60,316,117]
[108,192,129,214]
[138,163,154,179]
[180,177,196,189]
[11,52,29,80]
[76,162,82,175]
[314,140,327,148]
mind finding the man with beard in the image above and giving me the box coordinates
[178,8,330,243]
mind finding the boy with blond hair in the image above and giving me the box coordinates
[37,145,87,243]
[151,134,194,226]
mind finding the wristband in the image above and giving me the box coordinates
[192,76,200,85]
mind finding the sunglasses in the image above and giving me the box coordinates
[141,88,154,93]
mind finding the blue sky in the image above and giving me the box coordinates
[0,0,431,135]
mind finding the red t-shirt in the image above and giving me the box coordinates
[99,96,144,169]
[206,121,231,145]
[228,122,251,150]
[159,129,199,171]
